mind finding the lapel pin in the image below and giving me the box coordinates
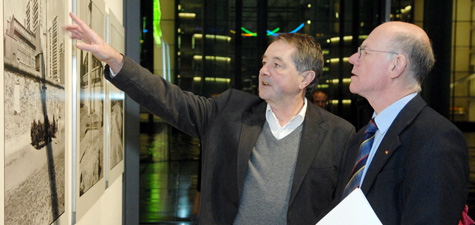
[385,150,389,155]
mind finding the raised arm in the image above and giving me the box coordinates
[65,12,124,73]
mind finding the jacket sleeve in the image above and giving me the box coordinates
[399,125,469,225]
[104,56,223,139]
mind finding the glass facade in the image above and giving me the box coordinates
[140,0,475,128]
[139,0,475,223]
[452,0,475,123]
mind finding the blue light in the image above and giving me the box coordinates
[266,30,278,36]
[289,23,305,33]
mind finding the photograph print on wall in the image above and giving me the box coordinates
[107,10,124,184]
[77,0,106,198]
[3,0,66,224]
[74,0,108,220]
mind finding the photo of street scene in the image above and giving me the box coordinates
[108,11,124,173]
[78,0,105,196]
[3,0,66,224]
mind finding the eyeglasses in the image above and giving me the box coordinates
[358,46,398,58]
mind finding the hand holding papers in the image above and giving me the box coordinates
[316,189,382,225]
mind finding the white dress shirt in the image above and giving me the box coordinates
[265,98,307,140]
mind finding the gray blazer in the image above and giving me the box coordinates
[106,56,355,225]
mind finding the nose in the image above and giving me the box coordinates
[348,52,359,65]
[259,64,270,76]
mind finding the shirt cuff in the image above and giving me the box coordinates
[109,66,117,78]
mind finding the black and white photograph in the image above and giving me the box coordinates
[109,95,124,170]
[107,10,124,184]
[74,0,107,221]
[3,0,66,224]
[77,0,106,197]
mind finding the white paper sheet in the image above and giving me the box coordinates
[316,188,382,225]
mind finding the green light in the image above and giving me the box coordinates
[153,0,162,45]
[267,27,280,36]
[241,27,256,36]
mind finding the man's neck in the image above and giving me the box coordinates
[268,98,305,126]
[368,89,417,114]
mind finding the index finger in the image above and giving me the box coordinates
[69,12,99,39]
[69,12,86,26]
[69,12,102,43]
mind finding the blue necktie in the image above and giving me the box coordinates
[342,119,378,198]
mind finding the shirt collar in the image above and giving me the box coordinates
[372,92,417,134]
[266,98,308,130]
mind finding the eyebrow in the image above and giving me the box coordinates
[262,55,284,63]
[273,56,283,62]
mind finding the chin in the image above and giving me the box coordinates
[259,93,268,100]
[349,85,358,94]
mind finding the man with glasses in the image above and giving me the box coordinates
[326,21,469,224]
[357,46,398,58]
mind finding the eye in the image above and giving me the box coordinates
[274,63,281,68]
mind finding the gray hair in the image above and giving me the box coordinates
[273,33,324,92]
[390,32,435,88]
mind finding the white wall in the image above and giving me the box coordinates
[76,177,123,225]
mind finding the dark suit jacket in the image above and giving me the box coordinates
[333,95,469,225]
[106,56,355,225]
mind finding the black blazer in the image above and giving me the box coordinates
[334,95,469,225]
[107,56,355,225]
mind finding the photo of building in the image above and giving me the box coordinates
[3,0,65,224]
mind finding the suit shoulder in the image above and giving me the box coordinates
[317,107,355,131]
[415,106,461,132]
[212,89,265,114]
[227,88,260,100]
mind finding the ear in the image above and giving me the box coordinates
[389,54,407,79]
[299,71,316,89]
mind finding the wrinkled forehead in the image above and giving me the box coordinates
[263,40,296,59]
[269,39,296,51]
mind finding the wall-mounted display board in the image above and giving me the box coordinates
[75,0,107,220]
[106,10,125,187]
[0,1,4,222]
[3,0,69,224]
[0,0,125,223]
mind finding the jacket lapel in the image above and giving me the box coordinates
[289,105,327,204]
[361,95,427,193]
[237,102,266,195]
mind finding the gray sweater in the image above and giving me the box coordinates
[234,122,303,225]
